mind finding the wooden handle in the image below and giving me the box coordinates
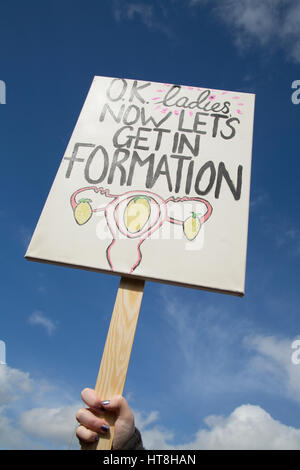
[81,276,145,450]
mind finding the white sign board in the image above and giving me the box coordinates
[26,76,255,296]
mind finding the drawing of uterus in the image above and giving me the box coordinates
[71,186,212,273]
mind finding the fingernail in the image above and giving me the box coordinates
[101,425,109,433]
[101,400,110,406]
[94,434,99,441]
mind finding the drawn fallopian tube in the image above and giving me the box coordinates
[70,186,213,273]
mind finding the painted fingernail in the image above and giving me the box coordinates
[100,425,109,433]
[94,434,99,441]
[101,400,110,406]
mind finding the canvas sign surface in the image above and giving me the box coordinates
[26,76,255,295]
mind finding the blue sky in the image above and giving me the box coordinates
[1,0,300,449]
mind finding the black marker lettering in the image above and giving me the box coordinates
[99,103,125,124]
[134,127,151,151]
[170,155,192,193]
[129,80,151,104]
[211,113,228,138]
[194,161,216,195]
[112,126,134,148]
[84,145,109,184]
[185,160,194,194]
[106,78,127,102]
[193,112,208,135]
[140,108,172,128]
[153,128,171,151]
[107,148,130,185]
[127,151,155,187]
[215,162,243,200]
[221,117,240,140]
[178,110,193,133]
[148,154,172,192]
[64,142,95,178]
[178,133,200,157]
[123,105,140,125]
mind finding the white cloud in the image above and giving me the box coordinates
[134,403,300,449]
[158,290,300,411]
[218,0,281,45]
[0,411,40,450]
[1,360,300,449]
[126,3,153,26]
[17,225,32,249]
[0,364,80,449]
[281,1,300,37]
[20,404,81,446]
[28,311,56,335]
[37,286,47,294]
[259,213,300,256]
[0,365,33,405]
[113,1,153,26]
[135,409,159,430]
[112,1,172,37]
[181,404,300,449]
[191,0,300,62]
[2,296,300,450]
[250,190,269,210]
[158,289,253,396]
[134,409,174,449]
[112,0,300,60]
[245,334,300,404]
[275,227,300,253]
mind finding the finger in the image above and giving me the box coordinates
[81,388,105,412]
[99,395,133,421]
[76,425,99,443]
[76,408,110,434]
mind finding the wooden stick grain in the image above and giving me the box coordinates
[81,276,145,450]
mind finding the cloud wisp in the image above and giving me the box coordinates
[28,311,56,336]
[112,1,173,37]
[158,289,300,408]
[245,334,300,404]
[191,0,300,63]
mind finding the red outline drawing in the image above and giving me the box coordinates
[71,187,213,273]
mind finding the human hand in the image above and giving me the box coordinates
[76,388,135,449]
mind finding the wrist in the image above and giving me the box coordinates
[112,427,144,450]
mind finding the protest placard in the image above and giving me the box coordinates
[26,76,255,449]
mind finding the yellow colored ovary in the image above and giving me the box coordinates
[124,196,151,233]
[74,198,92,225]
[183,212,201,241]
